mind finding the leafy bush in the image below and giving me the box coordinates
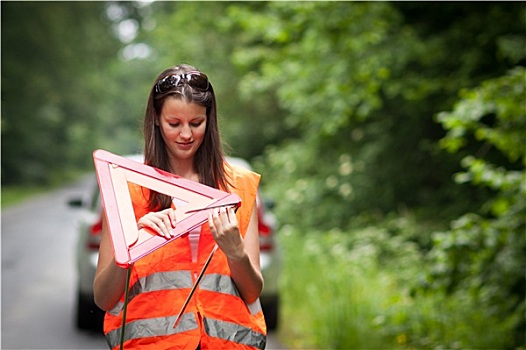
[429,67,526,347]
[278,220,517,349]
[278,224,415,349]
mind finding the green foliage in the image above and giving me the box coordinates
[1,185,52,209]
[1,2,120,184]
[234,3,526,348]
[279,225,412,349]
[404,289,518,349]
[234,2,525,231]
[437,67,526,163]
[228,2,410,135]
[429,67,526,346]
[279,222,515,349]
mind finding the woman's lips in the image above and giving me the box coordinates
[177,141,193,150]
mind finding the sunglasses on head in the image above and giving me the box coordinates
[155,71,210,94]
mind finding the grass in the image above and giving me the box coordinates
[1,185,51,209]
[1,169,86,209]
[277,226,402,349]
[276,223,519,349]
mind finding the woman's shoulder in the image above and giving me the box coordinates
[224,159,260,183]
[223,159,260,225]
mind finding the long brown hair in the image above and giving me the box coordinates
[143,64,231,211]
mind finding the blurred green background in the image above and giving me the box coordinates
[2,2,525,349]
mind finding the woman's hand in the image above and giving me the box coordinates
[138,208,177,239]
[208,206,245,260]
[208,202,263,304]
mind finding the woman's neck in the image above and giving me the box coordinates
[169,158,199,182]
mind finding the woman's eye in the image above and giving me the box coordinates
[191,121,203,127]
[169,123,180,127]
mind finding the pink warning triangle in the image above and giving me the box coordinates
[93,149,241,267]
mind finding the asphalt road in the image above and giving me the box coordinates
[1,177,284,349]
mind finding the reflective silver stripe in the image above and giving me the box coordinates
[204,317,266,349]
[109,270,193,316]
[106,312,198,348]
[200,274,262,315]
[200,273,240,297]
[247,298,263,316]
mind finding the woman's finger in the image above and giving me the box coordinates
[140,211,174,239]
[168,208,177,227]
[161,214,173,238]
[218,206,230,226]
[208,212,216,235]
[149,214,170,238]
[226,207,238,226]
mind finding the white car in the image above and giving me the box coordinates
[68,156,281,332]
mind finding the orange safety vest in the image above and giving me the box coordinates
[103,163,267,349]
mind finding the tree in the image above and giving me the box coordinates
[136,1,290,160]
[226,2,525,232]
[1,2,121,184]
[429,66,526,347]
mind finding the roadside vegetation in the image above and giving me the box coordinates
[2,186,52,209]
[268,65,525,349]
[3,2,524,348]
[280,223,516,349]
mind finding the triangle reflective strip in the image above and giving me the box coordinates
[93,149,241,267]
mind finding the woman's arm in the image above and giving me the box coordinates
[93,206,177,310]
[209,202,264,304]
[93,217,128,311]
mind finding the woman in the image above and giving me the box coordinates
[93,64,267,349]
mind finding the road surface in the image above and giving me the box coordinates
[1,177,284,349]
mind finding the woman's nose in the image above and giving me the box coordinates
[180,125,192,139]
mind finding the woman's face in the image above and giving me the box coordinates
[158,97,207,165]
